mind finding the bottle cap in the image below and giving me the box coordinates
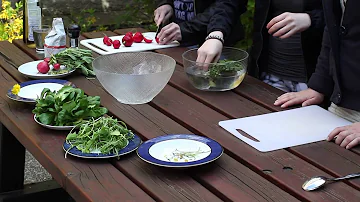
[67,24,81,38]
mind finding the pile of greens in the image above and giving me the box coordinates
[32,86,108,126]
[65,117,134,156]
[208,59,244,79]
[49,48,95,77]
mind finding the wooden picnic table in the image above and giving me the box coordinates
[0,28,360,202]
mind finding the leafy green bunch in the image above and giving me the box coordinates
[208,60,244,79]
[32,86,108,126]
[66,116,134,155]
[49,48,95,77]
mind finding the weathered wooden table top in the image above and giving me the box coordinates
[0,28,359,202]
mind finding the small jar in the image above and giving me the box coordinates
[67,24,81,48]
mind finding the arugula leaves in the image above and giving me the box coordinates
[65,117,134,156]
[32,86,108,126]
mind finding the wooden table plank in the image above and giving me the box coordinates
[5,41,224,202]
[0,65,155,202]
[169,65,269,118]
[81,30,356,201]
[11,38,300,201]
[149,42,360,190]
[149,84,360,201]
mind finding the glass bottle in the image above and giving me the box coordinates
[23,0,42,48]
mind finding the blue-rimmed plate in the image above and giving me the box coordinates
[18,60,75,79]
[6,79,74,103]
[137,134,223,168]
[63,134,142,159]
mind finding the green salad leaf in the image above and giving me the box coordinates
[65,117,134,157]
[32,86,108,126]
[208,59,244,79]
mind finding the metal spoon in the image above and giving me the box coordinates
[302,173,360,191]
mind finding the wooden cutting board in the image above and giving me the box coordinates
[219,106,351,152]
[80,32,180,55]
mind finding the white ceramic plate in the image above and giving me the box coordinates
[18,60,75,79]
[7,79,73,103]
[63,134,142,159]
[34,115,104,131]
[137,134,223,168]
[34,115,76,131]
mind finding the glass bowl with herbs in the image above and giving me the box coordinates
[182,47,248,91]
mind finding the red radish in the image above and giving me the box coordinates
[53,63,61,70]
[113,40,121,49]
[106,38,113,46]
[155,37,160,44]
[43,58,50,63]
[103,36,110,44]
[37,61,50,74]
[125,32,133,37]
[103,36,113,46]
[122,35,134,47]
[133,32,144,43]
[143,37,153,43]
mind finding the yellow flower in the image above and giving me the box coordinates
[11,84,20,95]
[1,0,11,9]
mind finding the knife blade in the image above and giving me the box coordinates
[155,23,164,38]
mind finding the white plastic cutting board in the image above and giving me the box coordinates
[80,32,180,55]
[219,106,351,152]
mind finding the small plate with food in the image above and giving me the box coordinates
[137,134,223,168]
[6,79,74,103]
[18,59,75,79]
[63,116,142,158]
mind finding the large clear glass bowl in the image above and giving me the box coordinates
[182,47,248,91]
[93,52,176,104]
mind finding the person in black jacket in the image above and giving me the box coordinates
[275,0,360,149]
[248,0,324,92]
[154,0,246,59]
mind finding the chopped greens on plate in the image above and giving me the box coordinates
[32,86,107,126]
[164,148,210,162]
[65,116,134,157]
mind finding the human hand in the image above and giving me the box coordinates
[196,39,223,70]
[157,22,182,45]
[327,122,360,149]
[274,88,324,108]
[154,5,173,26]
[267,12,311,39]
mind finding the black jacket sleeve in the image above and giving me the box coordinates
[306,9,325,30]
[156,0,173,8]
[179,0,246,44]
[307,26,334,96]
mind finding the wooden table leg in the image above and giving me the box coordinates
[0,123,25,192]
